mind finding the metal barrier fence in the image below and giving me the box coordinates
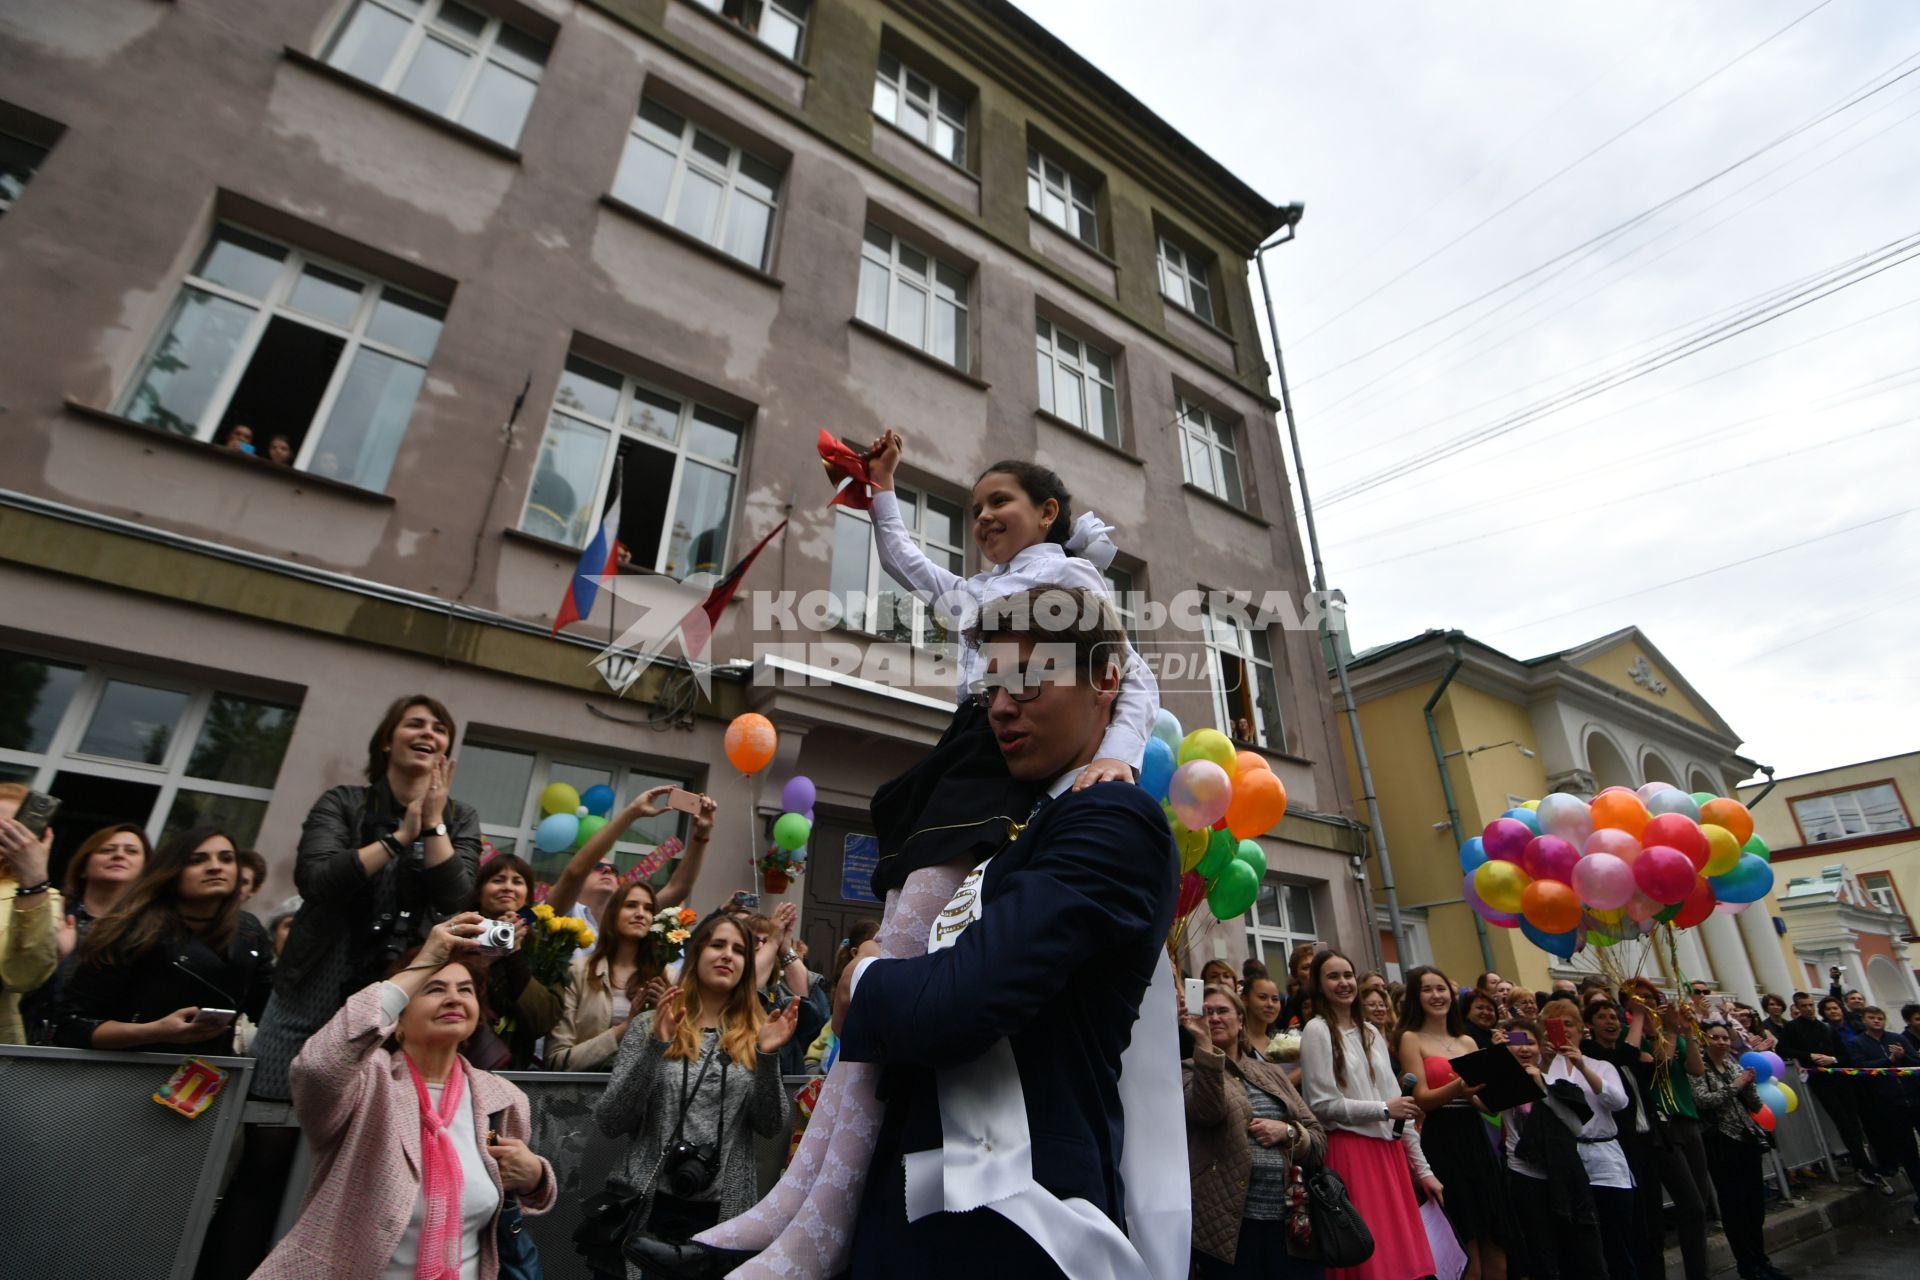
[1767,1064,1839,1187]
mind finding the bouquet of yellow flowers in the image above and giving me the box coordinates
[526,903,594,989]
[647,906,698,971]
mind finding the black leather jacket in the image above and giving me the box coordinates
[57,914,273,1054]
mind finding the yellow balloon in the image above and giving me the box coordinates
[1175,824,1209,873]
[1522,800,1541,810]
[1590,907,1625,927]
[1777,1081,1798,1115]
[1474,859,1532,914]
[1701,824,1742,876]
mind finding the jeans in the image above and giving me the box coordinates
[1591,1183,1637,1280]
[1702,1131,1770,1277]
[1649,1125,1711,1280]
[1664,1115,1719,1219]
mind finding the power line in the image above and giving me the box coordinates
[1734,582,1920,665]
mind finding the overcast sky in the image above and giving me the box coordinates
[1024,0,1920,781]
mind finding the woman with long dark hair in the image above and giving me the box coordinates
[19,823,150,1042]
[1395,965,1509,1280]
[56,826,272,1054]
[604,910,798,1278]
[1243,972,1283,1057]
[1299,949,1440,1280]
[548,879,667,1071]
[462,851,561,1070]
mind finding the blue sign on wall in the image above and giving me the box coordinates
[841,834,880,904]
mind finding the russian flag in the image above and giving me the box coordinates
[551,486,622,635]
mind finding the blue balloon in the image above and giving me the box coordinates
[580,784,617,818]
[1520,917,1580,959]
[1459,836,1488,874]
[1756,1082,1786,1115]
[1646,789,1701,822]
[1502,807,1542,836]
[1739,1050,1775,1084]
[535,812,580,854]
[1140,737,1176,801]
[1150,708,1183,753]
[1709,852,1773,904]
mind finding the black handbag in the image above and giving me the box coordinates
[1286,1158,1376,1268]
[574,1184,645,1277]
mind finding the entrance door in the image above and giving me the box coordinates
[801,808,886,969]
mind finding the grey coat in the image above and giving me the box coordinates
[593,1011,789,1259]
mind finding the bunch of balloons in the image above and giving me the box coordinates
[1461,781,1774,960]
[1141,708,1288,925]
[762,773,815,893]
[1740,1049,1798,1133]
[533,781,619,854]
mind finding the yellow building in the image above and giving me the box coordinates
[1740,752,1920,1004]
[1337,626,1799,998]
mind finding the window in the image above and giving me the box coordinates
[1204,598,1284,750]
[1792,783,1910,842]
[872,51,966,166]
[1177,397,1243,507]
[519,355,744,579]
[1035,317,1118,444]
[1245,879,1316,970]
[856,224,969,369]
[828,482,964,649]
[323,0,548,147]
[0,130,49,218]
[115,226,445,492]
[1103,565,1139,646]
[451,740,691,883]
[613,99,782,269]
[1027,148,1097,248]
[1157,235,1213,323]
[690,0,809,61]
[0,648,298,854]
[1859,871,1903,917]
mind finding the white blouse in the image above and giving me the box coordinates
[1299,1018,1433,1180]
[1546,1056,1634,1190]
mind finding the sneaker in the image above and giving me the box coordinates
[1859,1169,1885,1188]
[1881,1178,1900,1198]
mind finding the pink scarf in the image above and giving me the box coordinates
[406,1054,469,1280]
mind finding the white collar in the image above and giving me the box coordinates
[1046,766,1087,800]
[987,542,1068,577]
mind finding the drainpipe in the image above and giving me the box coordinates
[1745,764,1779,807]
[1255,221,1411,974]
[1424,635,1492,969]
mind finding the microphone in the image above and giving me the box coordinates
[1392,1071,1419,1137]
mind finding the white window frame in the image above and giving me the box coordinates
[517,355,745,577]
[0,130,48,218]
[1035,316,1119,445]
[1245,878,1316,971]
[613,99,782,269]
[1858,872,1902,916]
[1792,784,1910,842]
[1177,396,1244,507]
[114,225,444,490]
[0,648,296,847]
[1203,596,1284,751]
[323,0,548,146]
[1157,235,1213,323]
[830,481,966,650]
[1026,147,1098,248]
[856,223,969,369]
[1102,565,1139,647]
[689,0,810,61]
[872,51,967,166]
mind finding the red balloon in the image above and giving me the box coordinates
[1634,845,1697,904]
[1671,875,1716,928]
[1175,871,1206,920]
[1644,813,1709,870]
[1753,1104,1776,1133]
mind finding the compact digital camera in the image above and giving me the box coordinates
[474,917,518,954]
[658,1139,719,1198]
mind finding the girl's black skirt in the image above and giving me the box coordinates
[869,699,1042,898]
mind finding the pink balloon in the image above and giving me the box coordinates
[1462,872,1520,928]
[1523,835,1580,884]
[1625,890,1660,923]
[1636,781,1674,802]
[1536,793,1594,844]
[1482,817,1534,863]
[1584,828,1643,864]
[1169,760,1232,830]
[1572,851,1636,910]
[1713,899,1753,915]
[1634,845,1697,904]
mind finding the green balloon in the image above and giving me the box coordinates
[1742,834,1770,863]
[1655,901,1683,924]
[1208,859,1260,919]
[1234,838,1268,882]
[571,814,607,850]
[773,812,812,851]
[1690,791,1718,808]
[1198,827,1236,879]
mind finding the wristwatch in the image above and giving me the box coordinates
[780,950,799,969]
[425,823,448,839]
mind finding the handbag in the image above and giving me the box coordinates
[497,1195,544,1280]
[1285,1157,1375,1268]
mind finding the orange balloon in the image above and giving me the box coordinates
[1225,768,1288,840]
[1697,798,1754,846]
[1521,879,1582,933]
[1591,790,1650,839]
[724,713,778,774]
[1234,750,1271,780]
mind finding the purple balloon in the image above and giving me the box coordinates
[781,775,816,814]
[1482,817,1534,863]
[1462,872,1520,928]
[1523,835,1580,884]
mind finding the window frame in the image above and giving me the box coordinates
[688,0,810,62]
[0,129,50,218]
[1789,781,1911,843]
[1102,564,1140,647]
[517,354,746,578]
[1202,595,1285,752]
[1026,146,1098,249]
[829,480,966,650]
[322,0,549,147]
[1244,877,1316,971]
[1857,870,1904,917]
[1157,234,1214,324]
[1035,316,1120,445]
[1177,396,1244,507]
[871,50,968,168]
[0,648,297,848]
[612,98,783,270]
[856,222,970,370]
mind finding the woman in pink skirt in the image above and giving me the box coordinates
[1299,949,1445,1280]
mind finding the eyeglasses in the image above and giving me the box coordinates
[594,862,617,874]
[966,677,1047,708]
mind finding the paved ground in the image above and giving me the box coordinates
[1690,1176,1919,1277]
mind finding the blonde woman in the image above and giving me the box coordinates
[547,880,669,1071]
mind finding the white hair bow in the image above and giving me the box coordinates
[1064,510,1118,570]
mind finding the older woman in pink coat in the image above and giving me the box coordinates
[254,912,556,1279]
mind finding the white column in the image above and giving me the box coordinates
[1737,903,1795,998]
[1841,945,1870,1004]
[1677,929,1714,988]
[1700,912,1758,1003]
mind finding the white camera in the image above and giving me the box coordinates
[474,917,518,954]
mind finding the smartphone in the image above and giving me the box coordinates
[1507,1030,1534,1046]
[1545,1016,1569,1050]
[665,787,704,816]
[15,790,60,839]
[1183,977,1206,1017]
[190,1008,238,1029]
[729,889,761,912]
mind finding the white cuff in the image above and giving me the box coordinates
[378,981,412,1024]
[848,955,881,1001]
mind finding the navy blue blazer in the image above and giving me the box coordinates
[838,781,1177,1274]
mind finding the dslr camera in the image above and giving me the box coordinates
[473,917,518,954]
[658,1139,719,1198]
